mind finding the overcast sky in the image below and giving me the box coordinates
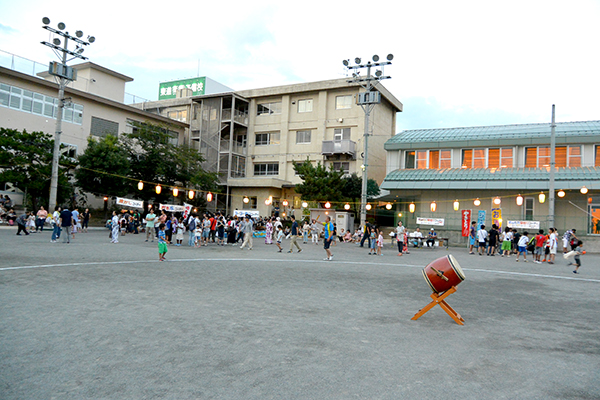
[1,0,599,132]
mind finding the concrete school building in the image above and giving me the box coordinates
[380,120,600,246]
[0,62,188,207]
[134,79,403,217]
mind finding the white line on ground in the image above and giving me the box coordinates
[1,258,599,283]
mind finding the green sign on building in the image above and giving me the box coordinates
[159,77,206,100]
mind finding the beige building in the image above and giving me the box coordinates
[136,79,403,216]
[0,63,188,205]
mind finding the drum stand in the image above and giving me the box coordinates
[411,286,465,325]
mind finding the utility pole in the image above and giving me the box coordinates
[548,104,556,230]
[41,17,94,211]
[343,54,393,229]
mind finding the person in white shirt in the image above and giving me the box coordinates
[516,231,529,262]
[477,225,488,255]
[548,227,558,264]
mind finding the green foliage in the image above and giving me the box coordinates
[293,159,346,203]
[0,127,72,210]
[75,135,130,197]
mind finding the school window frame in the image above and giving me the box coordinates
[256,101,282,116]
[525,145,582,168]
[335,95,353,110]
[595,145,600,167]
[333,128,351,141]
[296,130,311,144]
[249,196,258,209]
[405,151,416,169]
[253,163,279,176]
[297,99,313,113]
[255,132,280,146]
[524,197,535,221]
[331,161,350,174]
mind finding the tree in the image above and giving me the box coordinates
[119,121,219,204]
[292,159,346,204]
[75,135,131,197]
[0,127,72,210]
[342,172,381,214]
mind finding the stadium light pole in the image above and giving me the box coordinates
[41,17,95,211]
[343,54,393,229]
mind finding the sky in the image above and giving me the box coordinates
[1,0,599,132]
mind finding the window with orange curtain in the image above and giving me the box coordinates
[538,147,551,167]
[440,150,452,168]
[416,150,428,169]
[501,148,513,168]
[429,150,439,169]
[473,149,486,168]
[568,146,581,167]
[555,146,567,167]
[462,149,473,168]
[525,148,537,168]
[596,145,600,167]
[488,148,500,168]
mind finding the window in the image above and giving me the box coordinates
[61,143,77,159]
[336,95,353,110]
[439,150,452,168]
[254,163,279,176]
[473,149,486,168]
[334,128,351,141]
[332,162,350,174]
[416,150,428,169]
[296,130,311,144]
[524,198,534,221]
[462,148,511,169]
[257,101,281,116]
[596,145,600,167]
[255,132,280,146]
[298,99,313,113]
[167,110,187,122]
[0,83,82,125]
[91,116,119,138]
[525,146,582,168]
[249,196,257,209]
[405,151,416,169]
[231,155,246,178]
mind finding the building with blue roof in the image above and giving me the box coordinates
[379,120,600,242]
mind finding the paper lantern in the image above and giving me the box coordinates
[366,204,372,211]
[324,202,331,209]
[172,188,179,197]
[453,200,459,211]
[474,198,481,207]
[155,185,161,194]
[344,203,350,210]
[243,197,249,204]
[302,201,308,208]
[538,192,545,203]
[188,190,195,199]
[580,186,589,194]
[409,203,415,213]
[137,181,144,190]
[386,203,392,210]
[430,201,437,212]
[557,190,565,198]
[493,197,501,205]
[516,195,523,206]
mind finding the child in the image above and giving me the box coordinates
[501,227,513,257]
[376,230,384,256]
[534,229,545,264]
[569,240,585,274]
[516,231,529,262]
[275,227,284,252]
[369,227,377,255]
[157,223,168,261]
[477,224,488,255]
[194,222,202,248]
[175,217,185,246]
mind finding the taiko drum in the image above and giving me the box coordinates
[422,255,466,294]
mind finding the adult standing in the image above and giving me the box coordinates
[217,215,225,246]
[81,208,91,233]
[288,215,302,253]
[310,219,319,245]
[16,212,31,236]
[187,214,197,246]
[487,224,499,256]
[209,214,218,243]
[239,215,254,250]
[59,207,72,244]
[145,209,156,242]
[469,221,477,254]
[360,221,372,248]
[320,216,334,261]
[110,211,120,243]
[227,217,237,245]
[35,206,48,232]
[302,220,310,244]
[396,221,405,256]
[265,218,273,245]
[51,206,61,242]
[71,208,80,239]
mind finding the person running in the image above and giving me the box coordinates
[157,223,168,261]
[275,227,284,252]
[287,215,302,253]
[568,240,585,274]
[516,231,529,262]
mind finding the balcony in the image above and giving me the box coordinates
[222,109,249,125]
[322,140,357,158]
[220,140,247,155]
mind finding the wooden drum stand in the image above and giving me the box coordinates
[411,286,465,325]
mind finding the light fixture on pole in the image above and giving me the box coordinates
[41,17,95,212]
[343,53,393,230]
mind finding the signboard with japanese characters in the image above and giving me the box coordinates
[491,208,502,229]
[416,217,445,226]
[507,220,540,230]
[461,210,471,237]
[159,204,186,212]
[477,210,486,229]
[159,77,206,100]
[116,197,143,209]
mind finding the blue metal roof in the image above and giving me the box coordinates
[385,120,600,150]
[381,167,600,191]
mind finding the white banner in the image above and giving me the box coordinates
[182,203,193,219]
[233,210,260,219]
[507,220,540,230]
[160,204,185,212]
[416,217,445,226]
[116,197,144,208]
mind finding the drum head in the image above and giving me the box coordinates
[448,254,466,281]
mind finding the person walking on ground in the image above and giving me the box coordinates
[81,208,91,233]
[360,222,372,248]
[71,208,80,239]
[59,207,73,243]
[469,221,477,254]
[35,206,48,232]
[288,215,303,253]
[310,219,319,245]
[516,231,529,262]
[239,215,254,250]
[320,216,335,261]
[265,217,273,245]
[51,206,61,242]
[376,229,384,256]
[110,211,120,244]
[157,223,168,261]
[275,227,284,252]
[15,212,31,236]
[145,209,156,242]
[396,221,406,256]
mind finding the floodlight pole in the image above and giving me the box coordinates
[344,56,392,229]
[548,104,556,230]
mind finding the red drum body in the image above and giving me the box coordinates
[422,255,466,293]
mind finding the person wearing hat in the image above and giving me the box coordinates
[426,228,437,248]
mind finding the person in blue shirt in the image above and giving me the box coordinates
[158,223,168,261]
[320,216,334,261]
